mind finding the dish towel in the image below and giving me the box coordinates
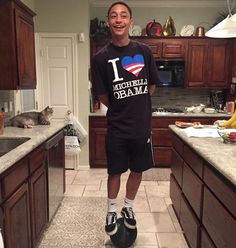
[182,127,220,137]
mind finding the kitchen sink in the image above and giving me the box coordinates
[0,137,30,157]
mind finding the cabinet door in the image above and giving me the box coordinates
[15,6,36,89]
[162,39,186,59]
[30,164,48,246]
[89,116,107,168]
[180,195,200,248]
[207,39,231,88]
[202,187,236,248]
[138,38,162,59]
[4,182,31,248]
[89,128,107,168]
[187,40,208,87]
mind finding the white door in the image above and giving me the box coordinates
[36,34,77,121]
[36,33,78,169]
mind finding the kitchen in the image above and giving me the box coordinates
[0,0,236,247]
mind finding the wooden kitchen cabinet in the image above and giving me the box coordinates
[89,116,107,168]
[170,131,236,248]
[91,37,186,60]
[4,182,31,248]
[29,146,48,247]
[0,0,36,90]
[187,39,231,88]
[0,144,48,248]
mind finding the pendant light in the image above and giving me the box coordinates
[205,0,236,38]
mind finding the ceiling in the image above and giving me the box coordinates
[89,0,229,8]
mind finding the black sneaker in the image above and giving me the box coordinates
[121,207,136,229]
[105,212,117,236]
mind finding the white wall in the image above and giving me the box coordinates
[90,5,229,35]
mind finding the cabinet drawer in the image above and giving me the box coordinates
[89,116,107,128]
[2,158,29,198]
[171,149,183,187]
[152,128,172,146]
[183,145,203,178]
[180,195,200,248]
[201,228,216,248]
[152,117,176,128]
[170,173,181,219]
[29,145,45,174]
[182,163,203,218]
[153,147,172,167]
[172,133,184,156]
[202,187,236,248]
[204,165,236,218]
[162,41,186,59]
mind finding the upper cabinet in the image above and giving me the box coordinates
[91,37,234,89]
[187,39,232,88]
[0,0,36,90]
[135,37,186,60]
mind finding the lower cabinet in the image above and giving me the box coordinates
[30,164,47,247]
[89,115,226,168]
[3,182,31,248]
[0,130,65,248]
[170,132,236,248]
[179,194,200,248]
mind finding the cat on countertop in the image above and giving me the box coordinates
[9,106,53,128]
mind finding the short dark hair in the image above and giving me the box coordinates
[107,1,132,18]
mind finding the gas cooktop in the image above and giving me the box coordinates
[152,107,184,113]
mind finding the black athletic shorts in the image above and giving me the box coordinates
[105,134,154,175]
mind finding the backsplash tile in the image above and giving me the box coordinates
[0,90,15,125]
[152,88,213,110]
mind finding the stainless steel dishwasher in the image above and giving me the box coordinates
[45,130,65,221]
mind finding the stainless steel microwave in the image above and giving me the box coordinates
[156,60,185,87]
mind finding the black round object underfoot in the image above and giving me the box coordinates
[110,217,137,248]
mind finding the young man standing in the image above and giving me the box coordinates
[91,1,159,236]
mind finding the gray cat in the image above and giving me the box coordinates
[9,106,53,128]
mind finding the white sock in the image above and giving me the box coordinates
[124,197,134,208]
[107,198,117,213]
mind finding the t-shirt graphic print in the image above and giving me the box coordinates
[121,54,144,77]
[109,54,148,100]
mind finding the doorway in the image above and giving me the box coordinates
[35,33,79,169]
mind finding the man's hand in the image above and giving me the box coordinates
[99,94,109,108]
[148,85,156,95]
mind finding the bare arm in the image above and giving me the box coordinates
[98,94,109,108]
[148,84,156,95]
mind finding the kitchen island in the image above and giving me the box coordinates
[169,125,236,248]
[0,122,66,248]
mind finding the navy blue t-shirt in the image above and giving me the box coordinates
[91,40,159,139]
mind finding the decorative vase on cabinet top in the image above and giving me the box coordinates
[162,16,176,36]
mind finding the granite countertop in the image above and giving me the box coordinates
[0,121,66,175]
[169,125,236,186]
[90,109,231,118]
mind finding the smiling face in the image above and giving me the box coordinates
[107,4,133,46]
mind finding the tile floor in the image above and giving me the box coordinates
[64,167,189,248]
